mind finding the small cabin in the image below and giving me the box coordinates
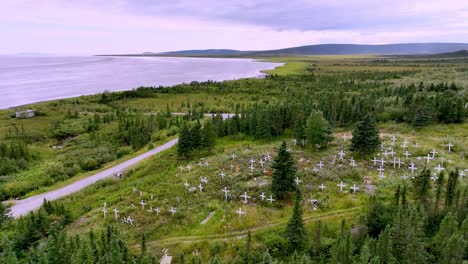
[16,109,35,118]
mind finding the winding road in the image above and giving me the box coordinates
[9,138,178,218]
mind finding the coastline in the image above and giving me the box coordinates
[0,56,284,110]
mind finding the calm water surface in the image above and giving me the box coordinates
[0,56,282,109]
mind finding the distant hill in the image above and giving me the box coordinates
[154,43,468,56]
[403,49,468,58]
[158,49,250,56]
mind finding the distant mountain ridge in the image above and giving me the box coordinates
[155,43,468,56]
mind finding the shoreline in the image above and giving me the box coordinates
[0,56,284,111]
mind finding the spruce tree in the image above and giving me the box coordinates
[178,123,192,159]
[413,169,431,206]
[350,114,380,156]
[0,201,11,226]
[271,141,297,200]
[201,121,216,151]
[305,110,333,149]
[284,189,306,254]
[445,169,458,209]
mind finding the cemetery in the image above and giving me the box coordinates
[0,55,467,263]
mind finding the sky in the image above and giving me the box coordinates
[1,0,468,55]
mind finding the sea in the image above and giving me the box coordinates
[0,56,282,109]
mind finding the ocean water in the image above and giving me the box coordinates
[0,56,282,109]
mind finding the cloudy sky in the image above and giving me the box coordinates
[2,0,468,55]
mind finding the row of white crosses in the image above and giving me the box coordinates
[336,181,360,193]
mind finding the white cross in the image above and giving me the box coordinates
[186,164,192,172]
[444,142,453,153]
[219,171,225,179]
[409,162,417,174]
[371,157,379,166]
[317,161,325,169]
[222,187,230,201]
[140,200,146,210]
[155,207,161,215]
[434,164,444,173]
[267,195,275,203]
[231,153,236,160]
[430,149,438,158]
[132,187,137,192]
[459,170,465,179]
[169,207,177,214]
[198,161,203,166]
[147,206,153,213]
[150,194,154,200]
[101,207,108,218]
[259,159,265,168]
[424,154,433,163]
[416,156,422,161]
[184,181,190,188]
[198,184,204,192]
[178,165,184,172]
[342,133,350,140]
[319,184,326,190]
[350,184,359,193]
[380,143,385,151]
[338,150,345,160]
[430,174,438,182]
[383,150,390,158]
[402,174,408,180]
[265,154,271,162]
[113,208,119,220]
[414,142,420,148]
[295,177,302,185]
[312,167,319,173]
[388,149,395,157]
[200,176,208,183]
[331,155,336,164]
[249,158,255,165]
[378,173,386,179]
[337,181,346,192]
[230,163,234,170]
[139,191,143,197]
[377,167,385,174]
[301,139,306,147]
[204,161,209,166]
[292,139,298,146]
[249,164,254,173]
[380,158,386,167]
[390,135,397,145]
[260,192,266,201]
[236,207,246,217]
[402,139,409,149]
[263,168,269,174]
[393,158,402,168]
[350,160,357,168]
[240,192,251,204]
[127,216,134,226]
[403,151,411,158]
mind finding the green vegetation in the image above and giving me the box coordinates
[1,54,467,263]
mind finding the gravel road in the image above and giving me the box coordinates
[9,138,178,218]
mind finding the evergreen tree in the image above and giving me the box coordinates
[262,251,273,264]
[445,169,458,209]
[190,121,202,150]
[0,201,11,226]
[271,141,297,200]
[350,114,380,156]
[243,230,252,264]
[413,169,431,206]
[413,104,431,127]
[178,123,192,159]
[305,110,333,149]
[284,189,306,254]
[201,121,216,151]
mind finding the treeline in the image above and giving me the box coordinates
[0,142,34,175]
[97,75,466,129]
[177,121,216,159]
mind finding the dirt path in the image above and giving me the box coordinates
[9,138,178,218]
[149,207,361,246]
